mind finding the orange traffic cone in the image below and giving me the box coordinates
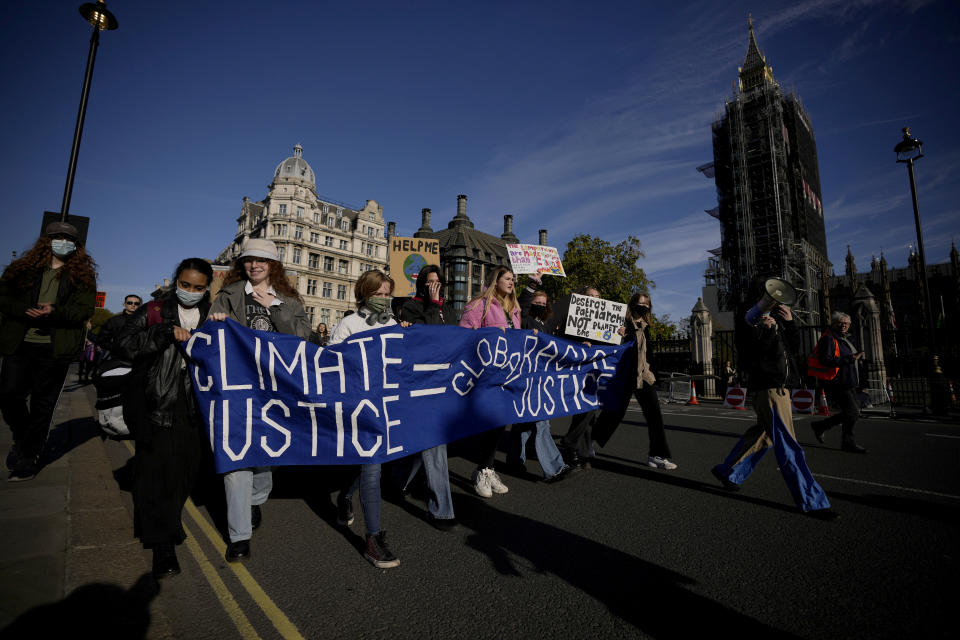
[686,381,700,406]
[816,389,831,416]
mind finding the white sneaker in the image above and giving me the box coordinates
[473,469,493,498]
[485,468,509,494]
[647,456,678,470]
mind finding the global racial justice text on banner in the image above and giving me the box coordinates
[184,320,634,473]
[506,244,566,277]
[565,293,627,345]
[388,237,441,297]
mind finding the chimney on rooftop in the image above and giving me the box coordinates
[539,229,548,246]
[387,221,396,240]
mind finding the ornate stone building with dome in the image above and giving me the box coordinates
[215,144,388,328]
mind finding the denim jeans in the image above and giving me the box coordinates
[224,467,273,542]
[344,463,382,535]
[403,445,455,519]
[509,421,566,478]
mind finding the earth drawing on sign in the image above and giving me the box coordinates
[403,253,428,289]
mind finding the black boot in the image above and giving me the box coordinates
[152,543,180,579]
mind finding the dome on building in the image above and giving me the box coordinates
[273,143,315,186]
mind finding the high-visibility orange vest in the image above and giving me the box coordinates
[807,332,840,380]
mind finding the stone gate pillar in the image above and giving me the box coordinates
[853,285,887,390]
[690,298,715,397]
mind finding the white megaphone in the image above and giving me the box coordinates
[745,278,797,324]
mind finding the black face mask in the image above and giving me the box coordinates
[632,305,650,317]
[530,304,547,318]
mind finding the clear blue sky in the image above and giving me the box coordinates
[1,0,958,325]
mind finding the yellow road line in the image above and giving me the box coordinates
[122,440,304,639]
[181,521,261,640]
[184,499,305,640]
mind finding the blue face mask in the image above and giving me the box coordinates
[50,239,76,257]
[176,287,206,307]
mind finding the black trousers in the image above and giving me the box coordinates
[473,426,507,470]
[132,385,203,548]
[561,409,599,458]
[0,342,70,461]
[818,386,860,443]
[594,380,671,459]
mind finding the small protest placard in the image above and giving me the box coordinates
[565,293,626,345]
[506,244,566,277]
[389,237,441,297]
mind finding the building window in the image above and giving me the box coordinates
[368,227,375,238]
[277,246,286,261]
[340,219,350,232]
[335,310,344,323]
[313,211,320,223]
[325,236,333,247]
[322,282,332,298]
[324,256,334,271]
[280,224,287,237]
[292,247,302,264]
[366,243,373,256]
[278,204,287,215]
[338,259,348,275]
[310,232,319,243]
[337,284,347,300]
[339,239,349,250]
[308,253,319,269]
[296,206,304,218]
[306,279,317,295]
[294,226,303,240]
[306,306,315,323]
[327,216,335,226]
[321,308,330,324]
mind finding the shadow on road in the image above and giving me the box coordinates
[0,573,158,639]
[38,416,100,468]
[827,491,959,524]
[449,489,800,638]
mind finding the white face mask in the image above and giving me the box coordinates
[51,239,76,257]
[176,287,206,307]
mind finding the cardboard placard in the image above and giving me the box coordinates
[564,293,625,344]
[389,237,441,297]
[506,244,565,277]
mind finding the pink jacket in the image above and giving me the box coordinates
[459,296,522,330]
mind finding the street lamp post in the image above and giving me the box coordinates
[59,0,118,222]
[894,126,946,414]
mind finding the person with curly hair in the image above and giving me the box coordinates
[0,222,96,481]
[208,239,311,562]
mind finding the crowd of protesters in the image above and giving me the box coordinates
[1,233,860,579]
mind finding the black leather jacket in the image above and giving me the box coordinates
[114,293,210,428]
[735,310,801,390]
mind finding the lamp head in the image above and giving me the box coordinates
[79,1,118,31]
[894,126,923,163]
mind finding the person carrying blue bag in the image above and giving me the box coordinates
[710,279,837,520]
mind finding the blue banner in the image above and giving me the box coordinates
[184,319,633,473]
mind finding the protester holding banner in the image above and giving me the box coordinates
[593,293,677,470]
[0,221,96,482]
[329,269,402,568]
[458,266,520,498]
[508,279,572,482]
[544,285,605,469]
[397,265,458,529]
[113,258,213,578]
[710,286,836,519]
[208,239,312,562]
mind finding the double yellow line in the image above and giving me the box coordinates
[123,441,303,640]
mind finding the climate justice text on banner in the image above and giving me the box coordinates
[506,244,566,277]
[565,293,627,345]
[389,237,440,297]
[184,320,633,473]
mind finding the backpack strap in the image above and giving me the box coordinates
[146,300,164,326]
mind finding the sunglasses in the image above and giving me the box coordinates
[125,301,141,306]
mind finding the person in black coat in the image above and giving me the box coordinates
[710,281,835,518]
[113,258,213,578]
[396,265,459,530]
